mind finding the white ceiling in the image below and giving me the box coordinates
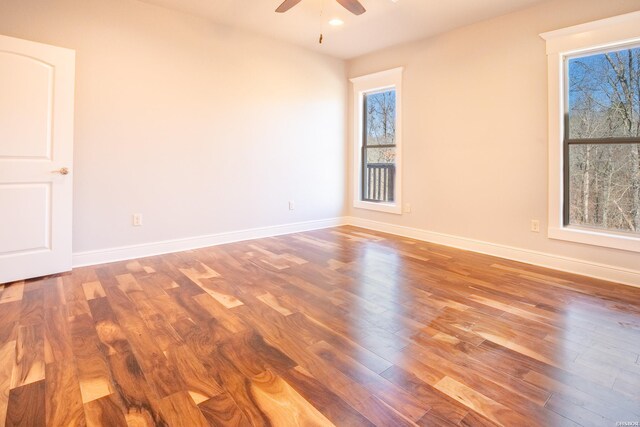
[138,0,547,59]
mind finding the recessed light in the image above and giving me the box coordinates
[328,18,344,26]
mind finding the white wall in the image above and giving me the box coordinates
[347,0,640,275]
[0,0,347,253]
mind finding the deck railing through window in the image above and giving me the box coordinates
[364,163,395,202]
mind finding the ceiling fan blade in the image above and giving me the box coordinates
[335,0,366,15]
[275,0,303,13]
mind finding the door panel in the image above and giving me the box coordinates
[0,184,50,254]
[0,35,75,284]
[0,52,53,159]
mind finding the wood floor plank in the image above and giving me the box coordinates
[104,350,166,425]
[249,369,335,426]
[256,291,295,316]
[159,391,209,427]
[83,394,128,427]
[380,364,468,423]
[192,293,249,334]
[70,313,114,404]
[42,278,66,309]
[417,410,461,427]
[180,263,244,308]
[44,362,86,426]
[309,340,429,421]
[63,275,92,321]
[11,324,45,389]
[198,343,270,425]
[434,376,520,426]
[544,392,610,427]
[0,302,20,347]
[82,281,106,301]
[135,298,184,351]
[279,365,375,426]
[0,282,24,305]
[198,392,251,427]
[43,305,73,365]
[19,288,44,327]
[88,297,131,356]
[406,333,539,382]
[166,344,224,405]
[6,380,45,426]
[103,287,186,400]
[0,340,16,426]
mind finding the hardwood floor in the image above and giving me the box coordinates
[0,225,639,426]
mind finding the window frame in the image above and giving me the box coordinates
[350,67,403,214]
[541,11,640,253]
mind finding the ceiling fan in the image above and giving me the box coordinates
[276,0,366,16]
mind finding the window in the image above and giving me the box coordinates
[566,46,640,234]
[542,11,640,252]
[351,68,403,214]
[362,89,397,203]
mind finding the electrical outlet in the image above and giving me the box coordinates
[403,203,412,213]
[531,219,540,233]
[132,213,143,226]
[289,201,295,211]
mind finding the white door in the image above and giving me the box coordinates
[0,35,75,284]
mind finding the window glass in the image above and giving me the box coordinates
[569,144,640,233]
[365,90,396,145]
[565,46,640,233]
[362,89,396,203]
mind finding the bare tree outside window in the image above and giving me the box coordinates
[362,89,396,202]
[567,45,640,234]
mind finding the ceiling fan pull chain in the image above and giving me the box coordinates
[319,0,325,44]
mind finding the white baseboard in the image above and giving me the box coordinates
[72,214,640,288]
[72,217,346,268]
[345,216,640,288]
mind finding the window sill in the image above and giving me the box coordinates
[353,200,402,215]
[548,226,640,253]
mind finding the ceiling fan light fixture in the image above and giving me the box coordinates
[276,0,366,15]
[328,18,344,26]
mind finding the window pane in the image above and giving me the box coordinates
[568,46,640,139]
[363,147,395,202]
[569,144,640,233]
[364,89,396,145]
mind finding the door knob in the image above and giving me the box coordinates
[52,167,70,175]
